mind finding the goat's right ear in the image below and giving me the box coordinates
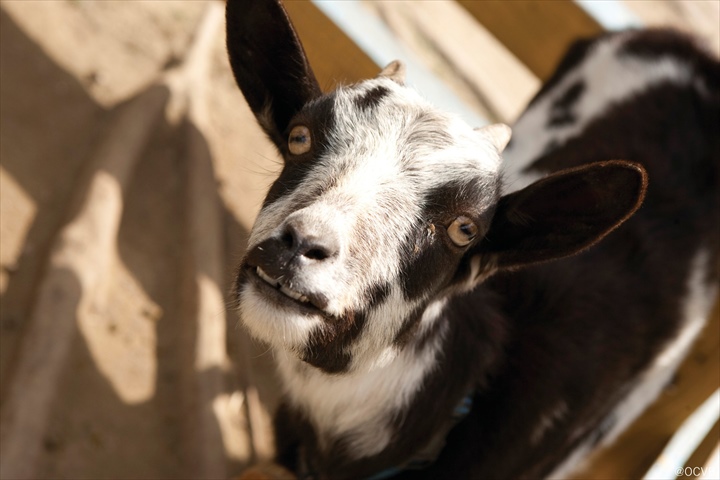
[477,161,647,271]
[226,0,322,148]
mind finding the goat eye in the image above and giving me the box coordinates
[447,216,478,247]
[288,125,311,155]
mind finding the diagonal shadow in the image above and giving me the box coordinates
[0,7,106,396]
[0,8,251,478]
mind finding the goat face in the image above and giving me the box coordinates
[237,73,510,373]
[228,0,647,374]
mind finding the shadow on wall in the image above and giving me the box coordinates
[0,8,256,478]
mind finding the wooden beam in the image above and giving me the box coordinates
[283,0,379,89]
[457,0,603,81]
[0,83,170,480]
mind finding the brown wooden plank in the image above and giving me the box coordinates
[686,421,720,478]
[367,1,539,123]
[283,1,379,90]
[457,0,603,81]
[622,0,720,56]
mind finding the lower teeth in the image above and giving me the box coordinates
[257,267,309,304]
[280,285,307,302]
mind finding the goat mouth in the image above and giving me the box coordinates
[256,267,311,303]
[246,265,328,313]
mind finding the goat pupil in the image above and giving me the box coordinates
[461,223,476,239]
[288,125,312,155]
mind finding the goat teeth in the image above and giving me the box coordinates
[256,267,279,287]
[256,267,310,304]
[280,285,309,303]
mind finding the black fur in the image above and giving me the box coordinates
[263,94,338,208]
[354,85,391,110]
[226,0,321,147]
[302,283,391,374]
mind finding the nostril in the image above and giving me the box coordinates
[281,219,339,262]
[304,248,329,261]
[281,230,295,249]
[281,222,301,251]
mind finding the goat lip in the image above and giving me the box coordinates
[246,265,328,313]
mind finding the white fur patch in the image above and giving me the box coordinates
[503,32,694,194]
[349,286,421,372]
[276,299,449,459]
[239,283,324,350]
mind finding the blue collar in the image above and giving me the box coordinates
[298,394,474,480]
[364,394,474,480]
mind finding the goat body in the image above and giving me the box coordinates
[227,1,720,478]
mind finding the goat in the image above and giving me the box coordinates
[227,0,720,478]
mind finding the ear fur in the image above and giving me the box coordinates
[378,60,406,85]
[226,0,322,148]
[475,124,512,153]
[477,161,647,270]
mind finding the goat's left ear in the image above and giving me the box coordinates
[477,161,647,270]
[226,0,322,148]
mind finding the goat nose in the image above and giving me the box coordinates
[281,220,339,262]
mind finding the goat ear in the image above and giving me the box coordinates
[478,161,647,270]
[226,0,322,148]
[378,60,406,85]
[476,123,512,153]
